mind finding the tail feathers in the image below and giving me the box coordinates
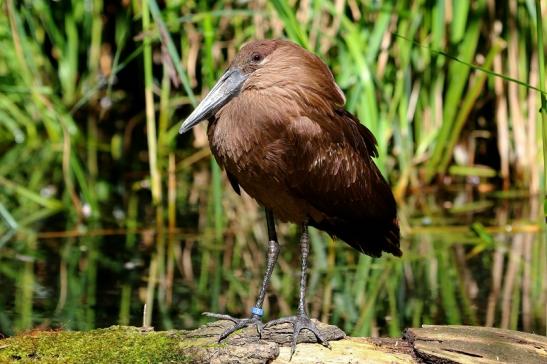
[312,217,401,257]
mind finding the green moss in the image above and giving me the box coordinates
[0,326,191,363]
[177,336,225,350]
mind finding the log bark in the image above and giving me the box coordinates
[180,319,345,363]
[404,325,547,364]
[0,321,545,363]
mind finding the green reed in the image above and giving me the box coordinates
[536,0,547,217]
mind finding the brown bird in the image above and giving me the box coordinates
[179,39,401,356]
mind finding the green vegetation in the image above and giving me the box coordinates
[0,326,190,363]
[0,0,545,340]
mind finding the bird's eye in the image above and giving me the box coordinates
[251,53,263,63]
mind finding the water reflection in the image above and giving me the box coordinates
[0,192,544,337]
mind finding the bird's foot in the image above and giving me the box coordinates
[202,312,264,341]
[265,313,331,359]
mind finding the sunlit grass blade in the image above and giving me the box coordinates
[534,0,547,216]
[148,0,196,107]
[269,0,309,48]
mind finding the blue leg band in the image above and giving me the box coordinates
[251,307,264,317]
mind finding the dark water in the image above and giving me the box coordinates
[0,192,545,338]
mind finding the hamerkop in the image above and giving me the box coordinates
[179,39,401,356]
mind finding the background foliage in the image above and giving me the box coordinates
[0,0,545,337]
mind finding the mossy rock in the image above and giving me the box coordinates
[0,320,343,363]
[0,326,191,363]
[2,322,545,363]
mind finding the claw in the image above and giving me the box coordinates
[203,312,238,323]
[203,312,264,341]
[264,316,296,328]
[266,314,331,360]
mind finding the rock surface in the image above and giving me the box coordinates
[1,321,546,363]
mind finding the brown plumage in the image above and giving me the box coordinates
[208,40,400,257]
[179,39,401,356]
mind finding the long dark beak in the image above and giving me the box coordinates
[179,68,246,134]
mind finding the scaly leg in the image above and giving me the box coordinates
[204,208,280,340]
[265,225,330,359]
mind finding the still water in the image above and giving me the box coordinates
[0,190,545,337]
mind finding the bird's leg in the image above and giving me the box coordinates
[255,208,281,310]
[203,209,280,341]
[265,224,331,359]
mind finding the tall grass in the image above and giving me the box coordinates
[0,0,545,337]
[535,0,547,217]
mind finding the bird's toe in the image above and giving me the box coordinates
[202,312,238,323]
[265,314,331,359]
[255,320,265,337]
[203,312,264,342]
[218,322,244,341]
[264,316,297,328]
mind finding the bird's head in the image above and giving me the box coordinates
[179,40,280,134]
[179,39,344,134]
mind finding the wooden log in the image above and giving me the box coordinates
[181,319,345,363]
[0,321,545,363]
[404,325,547,364]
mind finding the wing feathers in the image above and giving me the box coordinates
[287,110,400,257]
